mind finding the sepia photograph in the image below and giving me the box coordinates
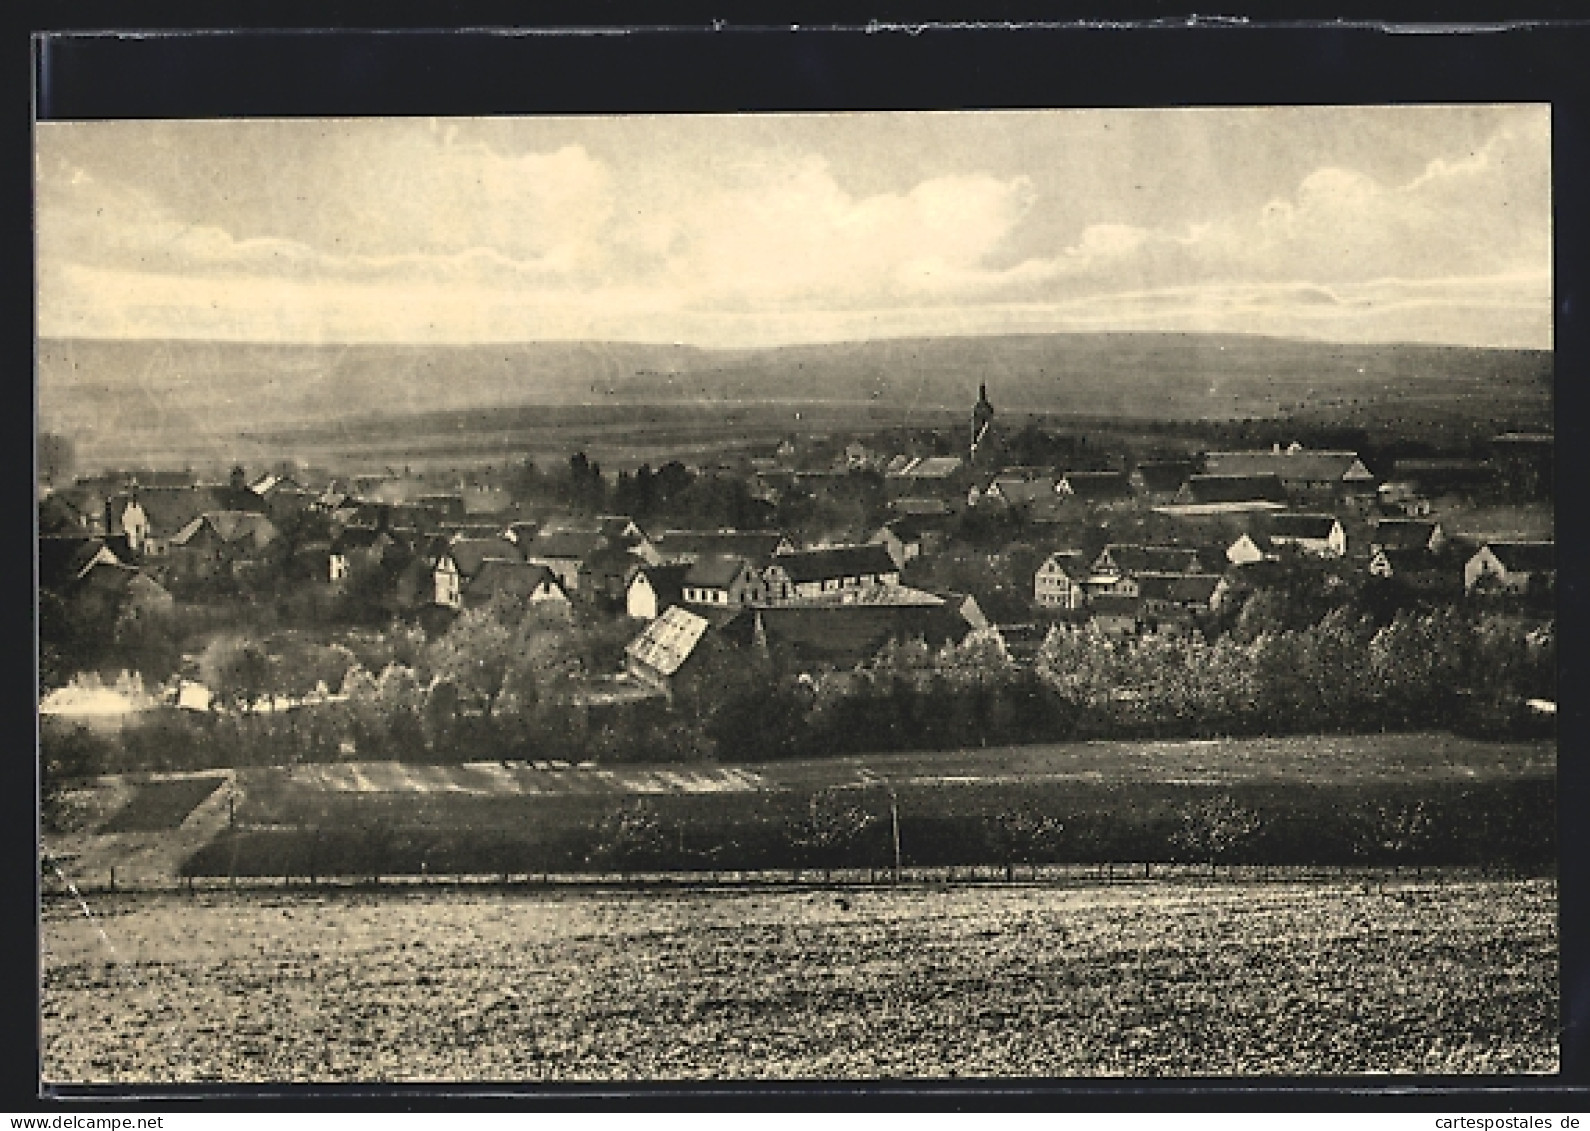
[36,102,1556,1083]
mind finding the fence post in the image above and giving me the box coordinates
[109,867,115,893]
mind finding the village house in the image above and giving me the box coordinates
[1092,543,1209,578]
[623,605,730,696]
[166,511,280,583]
[520,528,607,592]
[1367,547,1459,595]
[1225,531,1275,567]
[1087,594,1142,636]
[867,514,950,568]
[885,455,964,499]
[1203,446,1377,508]
[1136,572,1229,617]
[1130,460,1197,502]
[1376,480,1434,518]
[1263,513,1347,558]
[625,562,691,621]
[39,534,169,626]
[747,589,980,671]
[1463,541,1555,594]
[1163,474,1289,515]
[680,554,764,607]
[105,483,267,557]
[328,525,397,582]
[1034,550,1090,610]
[462,559,570,610]
[764,543,901,601]
[1369,518,1446,556]
[1056,470,1133,505]
[653,529,792,566]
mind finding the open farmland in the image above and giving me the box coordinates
[40,878,1556,1082]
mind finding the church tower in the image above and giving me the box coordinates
[970,382,995,463]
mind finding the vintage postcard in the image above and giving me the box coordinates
[37,105,1555,1082]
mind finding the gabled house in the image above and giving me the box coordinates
[748,592,977,670]
[1464,541,1555,594]
[624,605,720,694]
[1057,470,1133,504]
[1368,548,1459,594]
[982,474,1058,508]
[463,560,569,610]
[654,529,794,566]
[167,511,280,582]
[520,529,605,592]
[1136,573,1229,616]
[1165,474,1289,514]
[1391,458,1496,495]
[329,524,396,582]
[1225,532,1275,567]
[1093,543,1208,578]
[625,563,692,621]
[1131,460,1196,501]
[1203,448,1377,503]
[1369,519,1445,555]
[1034,550,1089,610]
[446,536,525,581]
[682,554,763,607]
[764,543,901,601]
[106,484,267,557]
[1264,513,1347,558]
[38,535,130,595]
[1087,594,1141,636]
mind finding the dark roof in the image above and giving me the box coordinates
[449,537,524,577]
[1204,450,1374,484]
[465,560,562,602]
[776,544,899,584]
[1134,460,1196,493]
[1098,544,1207,576]
[173,511,279,551]
[656,529,789,563]
[523,529,608,560]
[889,497,955,517]
[1176,474,1289,506]
[1482,541,1555,574]
[1266,513,1341,540]
[1089,594,1141,618]
[117,485,265,535]
[630,563,691,608]
[1373,547,1445,576]
[1061,471,1133,500]
[1137,573,1223,605]
[1371,519,1441,550]
[684,554,753,589]
[38,535,118,590]
[753,603,972,667]
[331,524,388,552]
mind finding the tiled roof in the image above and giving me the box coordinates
[656,529,789,563]
[1266,513,1340,540]
[1483,541,1555,574]
[448,537,524,577]
[1176,474,1289,506]
[1060,471,1133,500]
[683,554,751,589]
[465,560,562,601]
[776,544,899,584]
[1371,519,1440,550]
[1204,450,1374,484]
[626,606,712,677]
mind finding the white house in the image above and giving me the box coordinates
[1463,541,1555,593]
[1033,550,1089,609]
[1264,514,1347,558]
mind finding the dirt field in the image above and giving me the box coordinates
[40,877,1556,1082]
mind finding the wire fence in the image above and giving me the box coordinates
[39,859,1553,899]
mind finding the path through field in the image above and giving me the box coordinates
[40,877,1556,1082]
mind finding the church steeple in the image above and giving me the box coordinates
[971,383,995,461]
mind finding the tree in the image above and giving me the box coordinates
[984,808,1065,881]
[199,635,272,713]
[794,788,879,876]
[1172,795,1264,875]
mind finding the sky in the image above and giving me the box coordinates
[35,106,1551,350]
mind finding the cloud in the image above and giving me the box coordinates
[36,113,1550,349]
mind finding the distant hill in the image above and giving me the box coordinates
[37,333,1552,472]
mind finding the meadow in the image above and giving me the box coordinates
[39,877,1558,1082]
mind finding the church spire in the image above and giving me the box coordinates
[971,383,995,461]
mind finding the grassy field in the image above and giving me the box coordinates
[163,733,1554,879]
[39,877,1557,1082]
